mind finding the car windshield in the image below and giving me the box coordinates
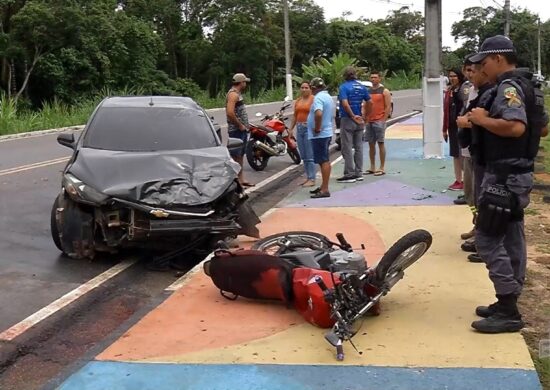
[83,107,218,151]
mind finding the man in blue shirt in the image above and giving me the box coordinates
[338,67,372,182]
[307,77,334,198]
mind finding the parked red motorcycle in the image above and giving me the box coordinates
[246,98,301,171]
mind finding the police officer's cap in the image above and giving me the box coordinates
[470,35,516,63]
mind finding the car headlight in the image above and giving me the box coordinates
[62,173,109,205]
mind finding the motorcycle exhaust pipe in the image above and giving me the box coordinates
[254,140,278,156]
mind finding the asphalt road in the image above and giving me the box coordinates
[0,89,422,390]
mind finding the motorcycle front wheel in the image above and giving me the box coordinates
[288,148,301,164]
[373,229,432,287]
[252,231,332,256]
[246,140,269,171]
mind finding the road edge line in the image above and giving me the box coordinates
[0,259,136,341]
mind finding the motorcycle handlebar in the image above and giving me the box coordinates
[336,233,352,251]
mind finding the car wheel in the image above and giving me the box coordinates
[50,195,64,252]
[55,195,96,258]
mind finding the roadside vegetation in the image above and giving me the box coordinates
[1,1,547,135]
[521,93,550,390]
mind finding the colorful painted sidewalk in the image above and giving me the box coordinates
[57,114,542,390]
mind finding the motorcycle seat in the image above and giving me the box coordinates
[254,124,274,133]
[280,250,330,269]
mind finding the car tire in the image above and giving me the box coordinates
[50,195,64,252]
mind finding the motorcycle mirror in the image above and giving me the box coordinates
[284,96,292,102]
[255,112,263,117]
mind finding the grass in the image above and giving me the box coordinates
[530,92,550,390]
[541,94,550,172]
[534,354,550,389]
[383,70,422,90]
[0,72,421,135]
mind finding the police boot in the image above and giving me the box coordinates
[471,294,524,333]
[475,301,499,318]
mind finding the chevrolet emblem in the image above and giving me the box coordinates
[150,209,170,218]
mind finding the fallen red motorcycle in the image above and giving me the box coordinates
[246,98,301,171]
[204,229,432,361]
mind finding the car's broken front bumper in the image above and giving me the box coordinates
[129,211,242,238]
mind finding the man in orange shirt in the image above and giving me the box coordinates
[364,71,392,176]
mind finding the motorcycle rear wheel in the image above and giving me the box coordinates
[373,229,432,286]
[246,140,269,171]
[252,231,332,256]
[288,148,301,164]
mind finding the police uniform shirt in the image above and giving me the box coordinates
[489,80,527,125]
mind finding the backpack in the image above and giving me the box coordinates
[203,249,296,303]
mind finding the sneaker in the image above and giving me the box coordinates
[310,191,331,199]
[354,175,364,181]
[336,175,356,183]
[448,181,464,191]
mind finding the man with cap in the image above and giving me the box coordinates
[467,35,549,333]
[337,66,372,183]
[307,77,334,198]
[226,73,253,187]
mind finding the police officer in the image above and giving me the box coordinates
[467,35,549,333]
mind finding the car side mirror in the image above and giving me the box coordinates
[227,137,244,152]
[57,133,75,149]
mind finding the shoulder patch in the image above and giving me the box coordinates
[503,86,522,108]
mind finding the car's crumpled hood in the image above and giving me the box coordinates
[68,147,241,207]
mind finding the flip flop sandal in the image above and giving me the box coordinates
[374,170,385,176]
[363,170,376,175]
[309,186,321,194]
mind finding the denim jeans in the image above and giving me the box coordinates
[296,123,316,180]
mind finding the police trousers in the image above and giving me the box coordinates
[475,163,532,296]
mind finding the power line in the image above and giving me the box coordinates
[368,0,414,7]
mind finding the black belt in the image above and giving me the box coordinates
[485,163,533,175]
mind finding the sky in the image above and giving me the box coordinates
[313,0,550,49]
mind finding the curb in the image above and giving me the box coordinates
[0,125,84,143]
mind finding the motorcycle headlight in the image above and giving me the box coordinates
[62,173,109,205]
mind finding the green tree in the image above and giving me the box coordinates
[296,53,357,94]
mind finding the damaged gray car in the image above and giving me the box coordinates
[51,96,260,259]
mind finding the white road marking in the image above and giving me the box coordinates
[0,157,70,177]
[245,162,302,194]
[0,259,136,341]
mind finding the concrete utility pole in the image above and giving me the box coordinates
[283,0,293,99]
[422,0,443,158]
[504,0,511,37]
[537,17,542,77]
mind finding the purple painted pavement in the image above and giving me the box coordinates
[283,178,453,208]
